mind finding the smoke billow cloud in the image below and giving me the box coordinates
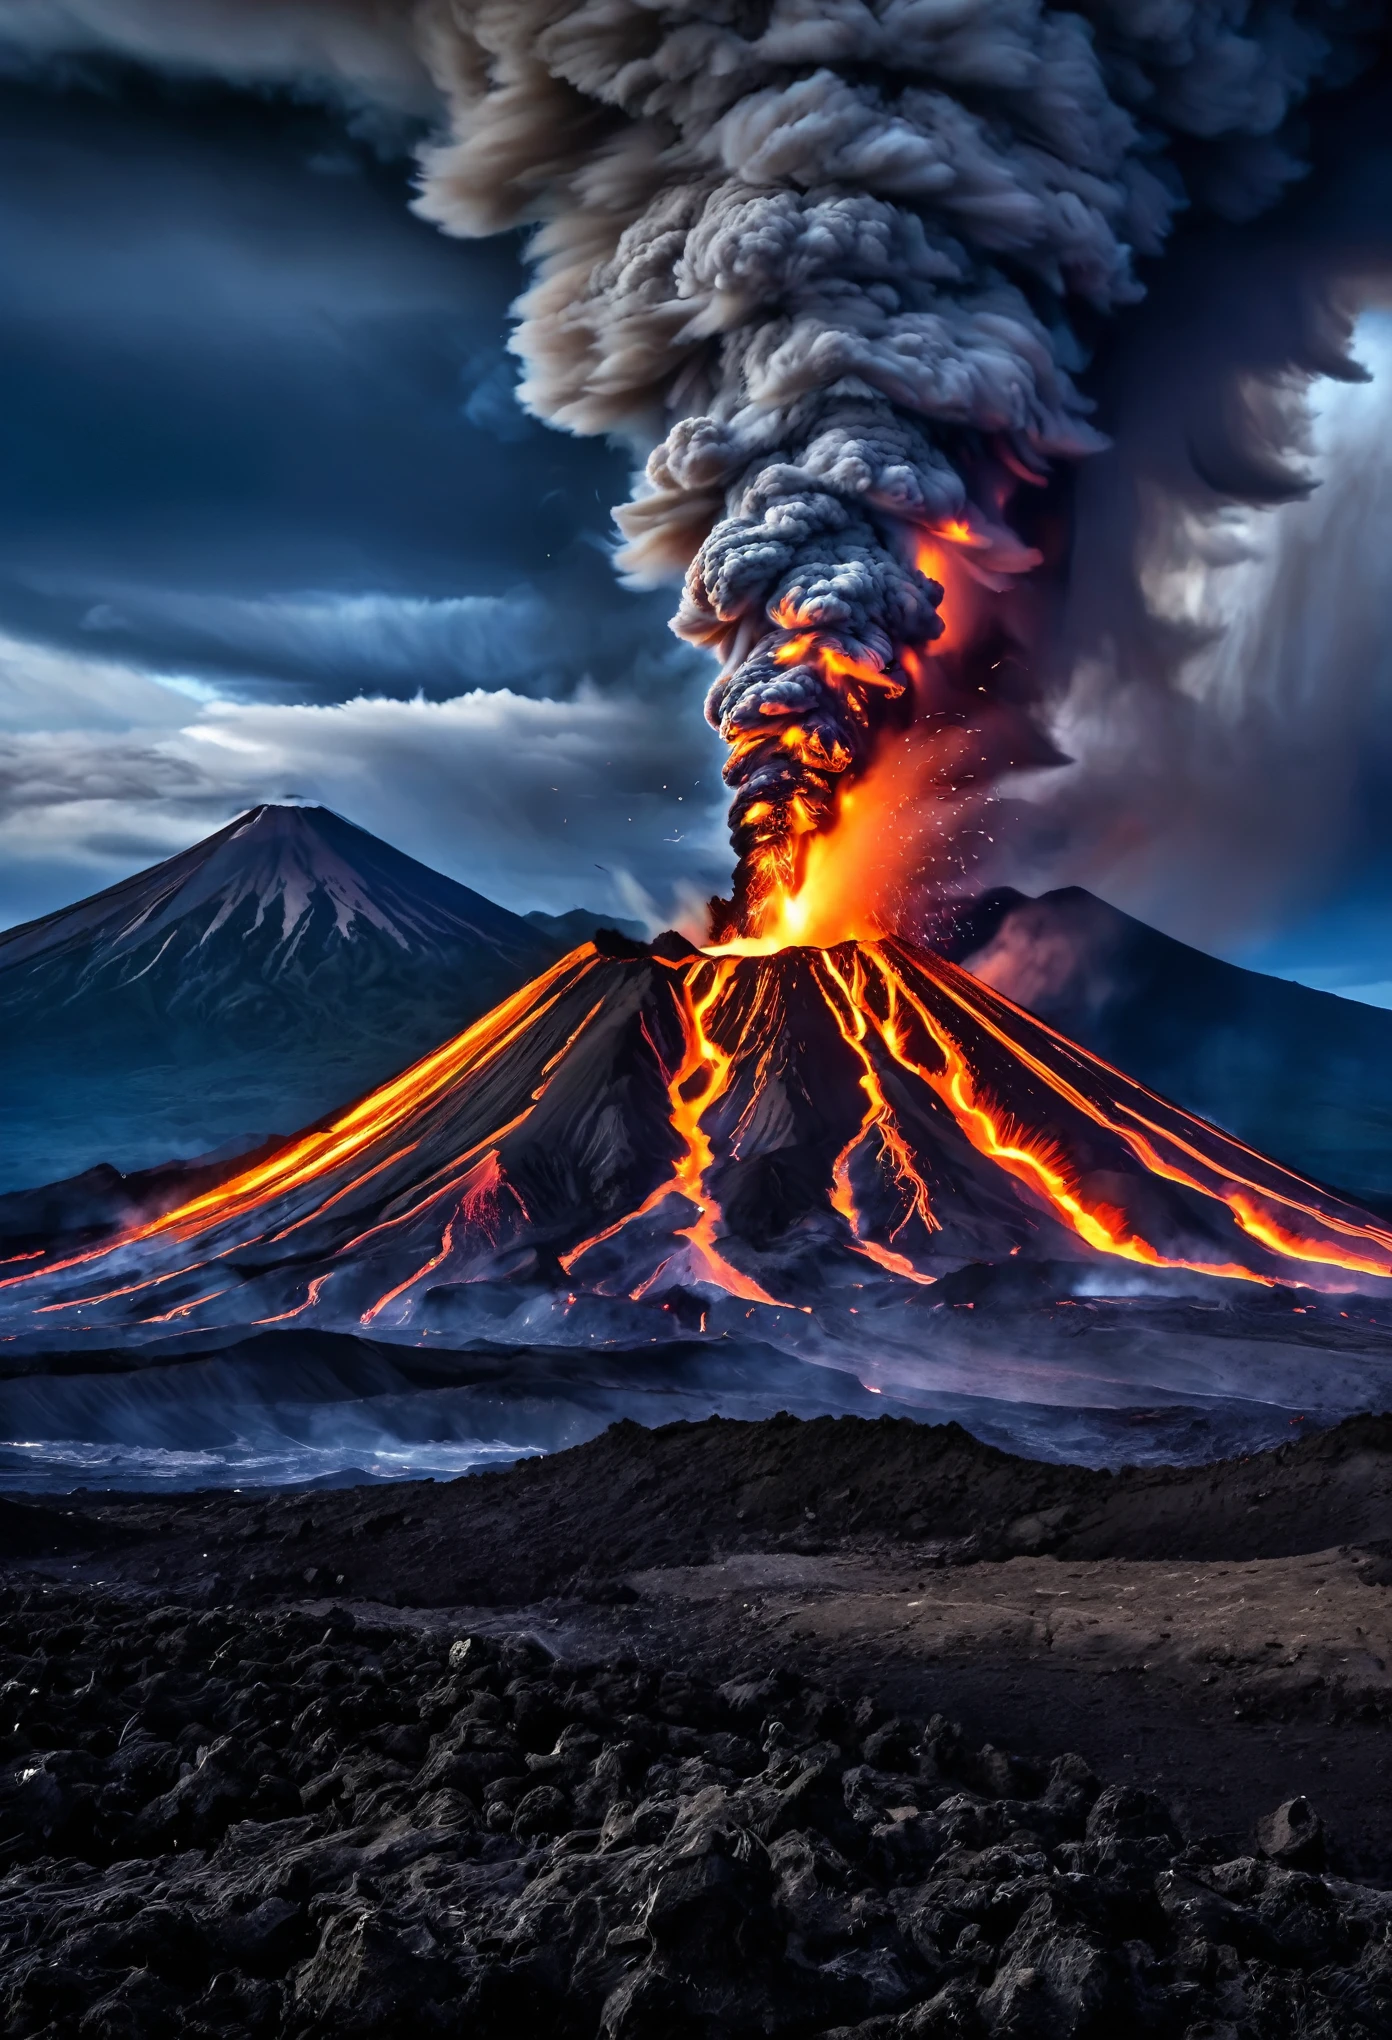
[403,0,1374,930]
[7,0,1385,938]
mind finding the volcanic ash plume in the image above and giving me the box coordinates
[400,0,1351,934]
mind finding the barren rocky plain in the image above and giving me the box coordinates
[3,1408,1392,2037]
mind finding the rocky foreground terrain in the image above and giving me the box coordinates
[2,1410,1392,2036]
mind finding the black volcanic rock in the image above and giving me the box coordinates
[0,1575,1390,2040]
[945,886,1392,1203]
[0,805,561,1194]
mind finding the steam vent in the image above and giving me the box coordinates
[5,935,1392,1359]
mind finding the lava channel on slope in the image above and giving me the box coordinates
[4,934,1392,1368]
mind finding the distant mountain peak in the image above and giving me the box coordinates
[0,802,546,978]
[0,805,562,1193]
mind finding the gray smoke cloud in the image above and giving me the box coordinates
[401,0,1367,926]
[6,0,1380,933]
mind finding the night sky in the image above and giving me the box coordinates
[2,45,1392,1002]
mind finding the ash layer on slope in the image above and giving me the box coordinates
[3,1581,1392,2040]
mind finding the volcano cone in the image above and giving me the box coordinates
[5,938,1392,1371]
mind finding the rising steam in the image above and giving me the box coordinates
[399,0,1364,934]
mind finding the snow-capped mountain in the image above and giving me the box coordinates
[947,887,1392,1205]
[0,805,561,1192]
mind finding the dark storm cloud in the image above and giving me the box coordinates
[3,11,1392,996]
[0,73,653,683]
[980,70,1392,976]
[0,65,729,926]
[69,580,702,706]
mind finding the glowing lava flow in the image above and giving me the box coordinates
[816,949,937,1284]
[869,950,1268,1284]
[358,1148,525,1327]
[560,957,779,1306]
[868,942,1392,1287]
[0,949,590,1307]
[4,931,1392,1344]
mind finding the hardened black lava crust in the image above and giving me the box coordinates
[1,1410,1391,2037]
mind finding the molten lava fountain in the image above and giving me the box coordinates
[5,936,1392,1377]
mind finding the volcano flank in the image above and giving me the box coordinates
[6,935,1392,1379]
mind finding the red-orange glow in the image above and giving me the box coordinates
[869,949,1272,1284]
[727,722,855,779]
[355,1148,526,1327]
[1228,1198,1392,1282]
[817,950,937,1284]
[912,527,982,658]
[563,960,780,1305]
[767,624,904,698]
[0,948,593,1298]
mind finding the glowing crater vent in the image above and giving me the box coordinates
[5,935,1392,1346]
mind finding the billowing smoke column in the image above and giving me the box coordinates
[18,0,1357,931]
[402,0,1356,933]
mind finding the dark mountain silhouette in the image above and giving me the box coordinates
[945,888,1392,1205]
[0,805,559,1193]
[525,907,647,946]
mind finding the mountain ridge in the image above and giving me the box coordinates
[0,805,561,1193]
[945,886,1392,1202]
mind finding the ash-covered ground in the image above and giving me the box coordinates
[3,1411,1392,2037]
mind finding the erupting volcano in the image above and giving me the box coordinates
[3,0,1384,1425]
[5,933,1392,1372]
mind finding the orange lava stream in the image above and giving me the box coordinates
[901,948,1392,1283]
[0,949,591,1302]
[254,1272,333,1327]
[864,949,1278,1284]
[361,1206,461,1328]
[35,1261,210,1314]
[267,1145,423,1245]
[815,951,937,1284]
[1227,1197,1392,1283]
[331,997,601,1261]
[561,960,779,1306]
[141,1288,228,1325]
